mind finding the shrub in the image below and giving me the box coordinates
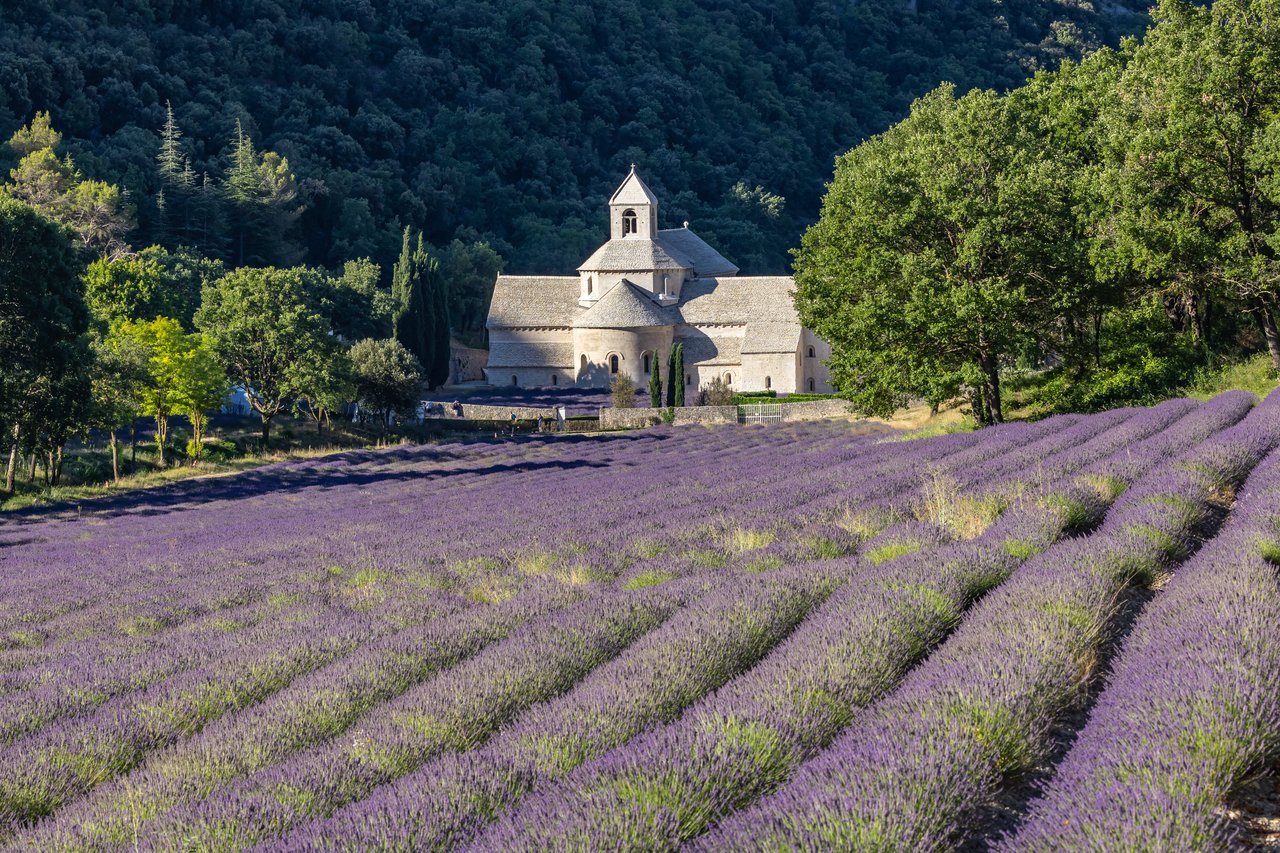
[610,374,636,408]
[700,378,735,406]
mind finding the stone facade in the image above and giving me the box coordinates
[485,167,835,395]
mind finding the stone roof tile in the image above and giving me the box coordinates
[742,319,803,354]
[486,276,580,329]
[572,280,677,329]
[655,228,739,276]
[577,238,686,272]
[609,167,660,207]
[678,276,797,326]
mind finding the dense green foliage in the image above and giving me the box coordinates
[798,0,1280,421]
[349,337,424,429]
[0,0,1149,280]
[0,195,89,489]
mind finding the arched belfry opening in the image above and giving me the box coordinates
[622,209,638,236]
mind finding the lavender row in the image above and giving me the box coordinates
[462,395,1244,850]
[270,399,1187,850]
[1005,442,1280,850]
[700,388,1280,850]
[19,581,703,851]
[266,564,843,852]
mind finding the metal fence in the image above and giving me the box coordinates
[738,403,784,425]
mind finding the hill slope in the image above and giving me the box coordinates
[0,0,1149,273]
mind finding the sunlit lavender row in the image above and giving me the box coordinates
[2,392,1278,851]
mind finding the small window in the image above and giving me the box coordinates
[622,209,638,236]
[580,354,588,370]
[551,375,558,386]
[587,276,593,295]
[765,376,772,389]
[723,373,732,386]
[808,378,815,392]
[642,353,651,374]
[685,373,691,386]
[807,346,815,358]
[609,354,619,374]
[662,274,669,296]
[512,375,519,387]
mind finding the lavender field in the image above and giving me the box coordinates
[2,391,1280,852]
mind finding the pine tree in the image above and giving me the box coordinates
[649,348,663,407]
[673,343,685,407]
[224,120,261,265]
[155,102,195,246]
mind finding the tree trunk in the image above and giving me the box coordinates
[979,351,1004,425]
[28,453,37,484]
[190,411,204,463]
[1259,299,1280,370]
[260,415,271,449]
[50,447,63,487]
[3,425,17,493]
[155,414,168,467]
[131,420,138,473]
[109,431,120,483]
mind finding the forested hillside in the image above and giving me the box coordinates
[0,0,1149,276]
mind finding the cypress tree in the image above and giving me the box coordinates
[649,348,663,408]
[673,343,685,407]
[423,237,451,389]
[670,343,680,404]
[392,228,435,377]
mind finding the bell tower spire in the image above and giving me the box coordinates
[609,165,659,240]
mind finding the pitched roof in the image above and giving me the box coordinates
[572,280,677,329]
[655,228,739,277]
[484,341,574,368]
[678,276,797,326]
[609,166,659,207]
[486,276,580,329]
[742,319,803,354]
[578,238,686,272]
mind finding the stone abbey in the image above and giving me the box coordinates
[484,167,834,394]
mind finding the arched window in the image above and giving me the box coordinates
[807,346,815,358]
[808,378,815,392]
[723,372,732,385]
[662,274,669,296]
[609,354,620,374]
[512,375,519,387]
[551,374,558,386]
[642,353,651,374]
[622,209,638,236]
[580,354,588,371]
[685,373,691,386]
[765,376,772,389]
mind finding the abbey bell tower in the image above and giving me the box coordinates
[608,164,659,240]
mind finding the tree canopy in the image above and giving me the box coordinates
[0,0,1149,281]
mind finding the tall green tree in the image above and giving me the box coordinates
[673,343,686,407]
[0,196,89,492]
[155,101,197,246]
[222,120,303,267]
[1102,0,1280,368]
[649,348,663,408]
[195,266,338,447]
[87,330,148,482]
[426,248,451,390]
[795,85,1080,424]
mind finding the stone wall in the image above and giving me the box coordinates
[599,405,738,429]
[599,398,852,430]
[424,402,558,421]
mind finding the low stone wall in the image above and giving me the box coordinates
[424,402,557,421]
[777,399,852,421]
[600,399,852,430]
[600,406,738,429]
